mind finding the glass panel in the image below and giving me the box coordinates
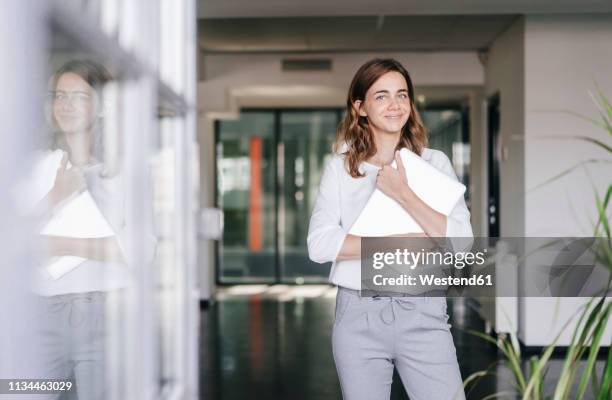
[279,111,337,283]
[160,0,183,93]
[217,112,276,283]
[422,109,471,205]
[3,2,196,399]
[24,55,130,399]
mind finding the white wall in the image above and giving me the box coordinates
[484,17,526,237]
[481,15,612,345]
[479,18,525,336]
[524,14,612,237]
[480,15,612,345]
[520,14,612,346]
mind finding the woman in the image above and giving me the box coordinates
[307,58,472,400]
[33,60,129,400]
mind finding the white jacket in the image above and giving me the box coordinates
[307,148,473,290]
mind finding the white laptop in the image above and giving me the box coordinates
[349,148,465,236]
[32,151,115,279]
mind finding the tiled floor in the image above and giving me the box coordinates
[198,285,597,400]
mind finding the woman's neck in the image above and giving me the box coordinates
[371,130,401,166]
[64,131,92,167]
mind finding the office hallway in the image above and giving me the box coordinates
[199,286,510,400]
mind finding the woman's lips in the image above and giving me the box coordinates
[58,115,79,121]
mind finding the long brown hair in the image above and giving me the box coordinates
[334,58,427,178]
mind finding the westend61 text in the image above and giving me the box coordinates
[372,274,494,287]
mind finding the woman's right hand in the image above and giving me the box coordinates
[49,153,85,205]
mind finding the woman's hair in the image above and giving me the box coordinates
[48,60,113,161]
[50,59,113,94]
[334,58,427,178]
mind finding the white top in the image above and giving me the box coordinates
[20,150,156,296]
[307,147,473,290]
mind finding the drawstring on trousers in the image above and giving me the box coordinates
[374,296,417,325]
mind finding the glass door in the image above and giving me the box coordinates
[278,111,338,283]
[216,112,277,283]
[216,110,339,284]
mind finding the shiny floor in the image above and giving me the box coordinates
[199,286,557,400]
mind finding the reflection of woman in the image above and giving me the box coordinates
[308,59,472,399]
[34,60,126,400]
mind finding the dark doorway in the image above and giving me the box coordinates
[487,94,501,237]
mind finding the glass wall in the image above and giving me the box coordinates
[0,1,200,399]
[422,108,471,205]
[279,111,338,283]
[216,108,469,284]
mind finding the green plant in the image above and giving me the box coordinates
[464,90,612,400]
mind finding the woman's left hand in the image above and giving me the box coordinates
[376,150,412,202]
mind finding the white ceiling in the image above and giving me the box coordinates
[197,1,612,53]
[198,0,612,19]
[198,15,519,53]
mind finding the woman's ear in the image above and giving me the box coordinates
[353,100,367,117]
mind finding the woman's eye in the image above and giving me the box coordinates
[399,93,408,99]
[376,95,386,101]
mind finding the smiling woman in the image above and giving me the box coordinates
[47,60,111,166]
[32,60,128,400]
[355,72,410,138]
[308,58,473,400]
[334,59,427,179]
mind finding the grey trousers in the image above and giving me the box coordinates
[37,292,106,400]
[332,287,466,400]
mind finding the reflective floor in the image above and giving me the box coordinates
[198,286,588,400]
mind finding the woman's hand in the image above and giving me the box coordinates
[40,235,125,263]
[49,152,86,205]
[377,150,448,238]
[376,150,413,202]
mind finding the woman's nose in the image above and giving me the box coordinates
[388,98,401,110]
[61,99,76,111]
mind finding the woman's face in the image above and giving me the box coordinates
[52,72,97,134]
[356,71,411,136]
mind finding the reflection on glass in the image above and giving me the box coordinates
[217,113,276,282]
[24,60,122,400]
[422,109,471,205]
[152,117,178,392]
[279,111,337,283]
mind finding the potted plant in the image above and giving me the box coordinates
[463,89,612,400]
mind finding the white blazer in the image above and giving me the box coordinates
[307,147,473,290]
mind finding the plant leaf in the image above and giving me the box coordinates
[535,134,612,153]
[527,159,612,192]
[593,184,612,238]
[577,303,612,399]
[596,343,612,400]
